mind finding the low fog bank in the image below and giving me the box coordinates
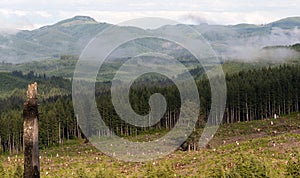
[217,27,300,62]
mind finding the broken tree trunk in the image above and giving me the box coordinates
[23,82,40,178]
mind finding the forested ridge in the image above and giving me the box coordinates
[0,64,300,154]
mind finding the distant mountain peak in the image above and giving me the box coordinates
[55,16,98,27]
[72,16,97,22]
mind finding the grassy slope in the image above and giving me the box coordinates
[0,73,28,91]
[0,59,77,79]
[221,58,300,75]
[1,113,300,177]
[0,72,71,99]
[0,72,29,98]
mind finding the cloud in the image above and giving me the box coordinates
[0,9,29,17]
[218,27,300,61]
[57,10,190,24]
[0,0,299,30]
[180,14,209,25]
[55,10,292,26]
[0,9,51,32]
[178,11,282,25]
[35,11,52,18]
[0,0,299,12]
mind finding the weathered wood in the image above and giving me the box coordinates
[23,82,40,178]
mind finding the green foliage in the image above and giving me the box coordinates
[207,164,227,178]
[286,153,300,177]
[1,64,300,154]
[0,162,5,177]
[227,155,269,178]
[1,129,300,177]
[94,167,117,178]
[208,155,269,178]
[13,164,23,178]
[75,168,89,178]
[0,72,28,97]
[144,162,176,178]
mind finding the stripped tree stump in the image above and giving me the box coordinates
[23,82,40,178]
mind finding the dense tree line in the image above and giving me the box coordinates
[225,65,300,123]
[0,64,300,153]
[0,72,72,154]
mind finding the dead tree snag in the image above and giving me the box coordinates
[23,82,40,178]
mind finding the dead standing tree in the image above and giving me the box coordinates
[23,82,40,178]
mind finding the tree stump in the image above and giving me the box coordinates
[23,82,40,178]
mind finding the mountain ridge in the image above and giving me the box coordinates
[23,16,300,32]
[270,17,300,29]
[0,16,300,63]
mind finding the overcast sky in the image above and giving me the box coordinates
[0,0,299,31]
